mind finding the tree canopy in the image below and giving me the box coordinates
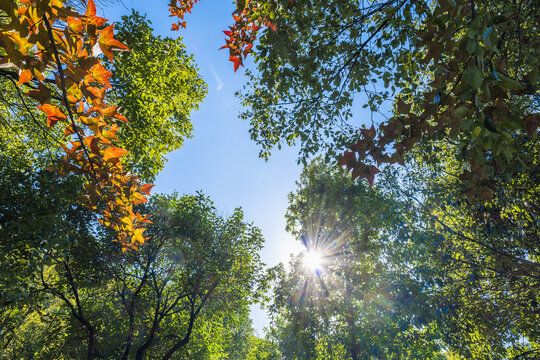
[1,0,539,359]
[234,0,540,192]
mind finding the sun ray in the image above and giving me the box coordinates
[302,249,324,274]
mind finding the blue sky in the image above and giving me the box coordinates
[104,0,304,332]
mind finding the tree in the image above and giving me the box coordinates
[385,143,540,359]
[108,11,207,182]
[0,189,266,359]
[0,1,205,248]
[269,156,539,359]
[232,0,540,193]
[0,0,152,248]
[267,160,444,359]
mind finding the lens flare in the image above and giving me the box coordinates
[302,250,324,274]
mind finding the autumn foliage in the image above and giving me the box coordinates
[169,0,277,71]
[0,0,152,250]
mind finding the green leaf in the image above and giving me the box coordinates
[464,67,483,89]
[497,73,525,91]
[472,126,482,140]
[455,106,469,118]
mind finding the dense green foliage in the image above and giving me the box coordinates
[0,11,267,360]
[0,171,268,359]
[237,2,539,355]
[241,0,539,195]
[269,159,539,359]
[109,12,207,181]
[398,145,540,358]
[268,161,444,359]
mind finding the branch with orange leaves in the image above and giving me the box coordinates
[0,0,153,251]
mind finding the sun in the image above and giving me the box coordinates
[302,250,324,274]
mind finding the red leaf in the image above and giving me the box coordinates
[37,104,67,127]
[26,83,51,104]
[360,125,376,139]
[139,184,155,196]
[229,55,242,72]
[397,97,411,114]
[365,165,381,186]
[524,113,540,137]
[338,151,355,167]
[171,23,180,31]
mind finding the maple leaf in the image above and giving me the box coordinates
[68,17,84,33]
[229,55,242,72]
[397,97,411,114]
[338,151,356,167]
[85,0,97,17]
[26,83,51,104]
[98,24,130,62]
[103,147,129,162]
[351,163,381,186]
[84,0,107,26]
[37,104,67,127]
[17,69,33,85]
[89,63,112,88]
[131,227,147,247]
[130,191,148,205]
[524,113,540,137]
[102,106,119,117]
[139,183,155,196]
[360,125,376,139]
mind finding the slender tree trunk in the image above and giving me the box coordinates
[86,327,96,360]
[135,303,161,360]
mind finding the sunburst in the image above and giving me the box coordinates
[302,249,325,274]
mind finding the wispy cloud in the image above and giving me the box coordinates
[210,66,224,91]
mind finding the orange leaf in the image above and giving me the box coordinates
[102,124,118,140]
[85,0,96,17]
[37,104,67,127]
[103,147,129,162]
[64,125,76,136]
[139,183,155,196]
[89,63,112,88]
[18,69,33,85]
[131,227,147,245]
[98,24,130,62]
[229,55,242,72]
[130,192,148,205]
[68,17,84,33]
[102,106,118,117]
